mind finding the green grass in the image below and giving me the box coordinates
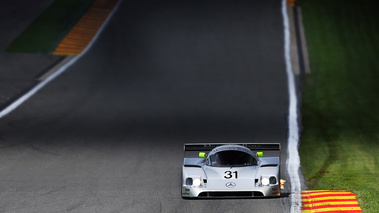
[6,0,95,54]
[299,0,379,212]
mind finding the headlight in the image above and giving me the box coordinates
[185,178,193,186]
[270,176,277,184]
[262,177,270,186]
[193,178,201,187]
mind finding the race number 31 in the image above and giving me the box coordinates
[224,171,238,179]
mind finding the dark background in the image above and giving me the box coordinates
[0,0,292,212]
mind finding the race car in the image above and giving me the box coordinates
[182,143,281,198]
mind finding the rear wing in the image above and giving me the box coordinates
[184,143,280,152]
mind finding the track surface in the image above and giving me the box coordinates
[0,0,292,212]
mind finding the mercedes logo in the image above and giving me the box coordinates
[225,182,236,188]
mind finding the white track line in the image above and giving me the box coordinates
[0,0,122,119]
[282,0,302,212]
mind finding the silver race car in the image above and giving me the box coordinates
[182,143,281,198]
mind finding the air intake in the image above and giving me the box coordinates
[198,191,264,198]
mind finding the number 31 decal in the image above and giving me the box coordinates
[224,171,238,179]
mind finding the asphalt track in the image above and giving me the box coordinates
[0,0,293,212]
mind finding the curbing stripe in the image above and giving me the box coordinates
[53,0,118,55]
[287,0,295,6]
[303,204,359,208]
[302,199,358,204]
[302,190,355,194]
[303,193,356,196]
[303,194,357,198]
[302,196,358,202]
[302,207,362,211]
[302,208,362,213]
[301,190,362,213]
[302,211,362,213]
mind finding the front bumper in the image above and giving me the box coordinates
[182,184,280,198]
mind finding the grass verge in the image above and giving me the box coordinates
[299,0,379,212]
[6,0,95,54]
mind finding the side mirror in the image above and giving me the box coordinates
[199,152,207,158]
[257,152,263,157]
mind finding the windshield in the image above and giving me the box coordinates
[208,150,256,167]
